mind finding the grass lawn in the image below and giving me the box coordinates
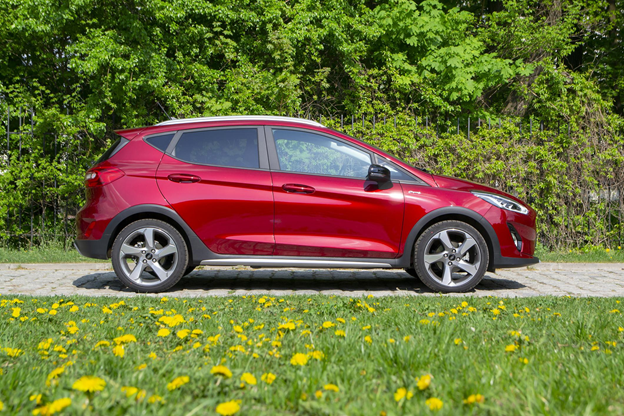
[0,246,107,264]
[0,295,623,415]
[535,244,624,263]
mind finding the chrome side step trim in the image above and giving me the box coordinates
[200,258,393,268]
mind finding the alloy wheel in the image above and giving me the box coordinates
[117,227,179,286]
[422,228,482,287]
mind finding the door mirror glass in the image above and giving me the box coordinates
[367,164,391,183]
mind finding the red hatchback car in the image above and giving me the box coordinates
[75,116,538,293]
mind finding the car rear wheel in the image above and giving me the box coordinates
[111,219,189,292]
[413,220,489,293]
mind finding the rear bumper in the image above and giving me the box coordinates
[74,239,109,260]
[493,255,539,269]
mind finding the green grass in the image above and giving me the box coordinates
[0,245,107,263]
[1,295,623,415]
[535,244,624,263]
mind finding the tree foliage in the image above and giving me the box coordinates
[0,0,623,248]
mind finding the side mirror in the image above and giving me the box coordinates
[367,164,391,183]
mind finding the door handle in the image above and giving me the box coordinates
[282,183,315,194]
[168,174,201,183]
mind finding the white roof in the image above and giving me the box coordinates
[155,115,325,128]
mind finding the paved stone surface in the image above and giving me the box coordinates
[0,262,623,298]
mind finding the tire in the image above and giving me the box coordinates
[183,265,196,276]
[111,219,189,293]
[412,220,489,293]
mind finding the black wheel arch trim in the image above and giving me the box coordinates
[78,204,212,265]
[396,206,536,272]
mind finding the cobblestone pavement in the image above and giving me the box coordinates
[0,262,623,298]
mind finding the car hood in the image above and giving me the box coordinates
[432,175,526,204]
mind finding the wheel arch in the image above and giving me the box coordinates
[102,205,211,266]
[402,207,500,272]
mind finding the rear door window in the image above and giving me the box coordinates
[173,128,259,169]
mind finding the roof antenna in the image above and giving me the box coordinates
[156,101,175,120]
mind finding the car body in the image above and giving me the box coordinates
[75,116,538,293]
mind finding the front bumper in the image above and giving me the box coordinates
[74,239,109,260]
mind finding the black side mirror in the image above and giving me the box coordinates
[367,164,391,183]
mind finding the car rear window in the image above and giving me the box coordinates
[95,135,129,164]
[173,128,259,169]
[145,133,175,152]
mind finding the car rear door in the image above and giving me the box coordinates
[266,126,405,258]
[156,126,275,255]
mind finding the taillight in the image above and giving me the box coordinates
[85,166,125,187]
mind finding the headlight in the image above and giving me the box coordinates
[472,191,529,215]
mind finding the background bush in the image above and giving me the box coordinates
[0,0,622,249]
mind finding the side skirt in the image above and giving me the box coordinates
[200,258,397,269]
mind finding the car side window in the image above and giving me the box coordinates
[173,128,259,169]
[273,129,371,178]
[375,158,418,182]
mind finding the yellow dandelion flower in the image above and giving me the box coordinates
[113,345,125,357]
[364,335,372,344]
[290,353,309,366]
[463,394,485,404]
[315,390,323,399]
[72,376,106,392]
[261,372,276,384]
[310,350,324,360]
[159,314,185,327]
[46,367,65,385]
[505,344,518,352]
[113,334,137,345]
[69,306,79,312]
[30,394,42,405]
[176,329,190,339]
[11,307,20,318]
[0,400,3,411]
[32,397,71,415]
[211,365,232,378]
[166,376,189,391]
[454,338,462,345]
[324,384,339,392]
[394,387,413,401]
[102,307,112,314]
[136,363,147,370]
[4,348,23,357]
[216,400,241,416]
[278,322,295,330]
[240,372,257,385]
[425,397,443,411]
[322,321,335,329]
[416,374,431,390]
[154,328,169,338]
[148,352,157,359]
[148,395,165,404]
[335,330,346,337]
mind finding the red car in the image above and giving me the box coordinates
[75,116,538,293]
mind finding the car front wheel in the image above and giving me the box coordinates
[413,220,489,293]
[111,219,189,293]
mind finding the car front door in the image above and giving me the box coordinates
[156,126,275,255]
[267,127,405,258]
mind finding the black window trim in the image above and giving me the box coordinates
[164,126,270,171]
[143,131,178,153]
[264,126,375,180]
